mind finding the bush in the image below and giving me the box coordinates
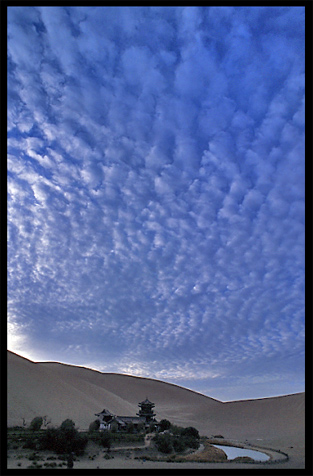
[180,427,200,450]
[27,452,40,461]
[23,437,38,450]
[154,433,173,454]
[89,420,100,432]
[170,424,184,436]
[29,417,43,431]
[39,420,88,455]
[173,438,186,453]
[181,427,200,440]
[100,431,111,451]
[158,419,171,432]
[183,435,200,449]
[60,419,76,432]
[154,424,200,454]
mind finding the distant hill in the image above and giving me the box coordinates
[7,350,305,443]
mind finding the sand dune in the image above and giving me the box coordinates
[7,351,222,431]
[7,351,305,468]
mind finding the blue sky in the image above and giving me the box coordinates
[7,6,305,401]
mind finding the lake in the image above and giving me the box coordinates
[212,444,270,462]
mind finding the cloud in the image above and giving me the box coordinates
[7,6,305,400]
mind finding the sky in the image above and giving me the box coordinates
[7,6,305,402]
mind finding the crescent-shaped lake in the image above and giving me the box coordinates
[212,444,270,462]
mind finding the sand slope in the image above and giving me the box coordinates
[7,351,304,445]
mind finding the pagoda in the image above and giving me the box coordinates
[136,398,156,422]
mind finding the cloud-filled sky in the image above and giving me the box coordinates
[7,6,305,401]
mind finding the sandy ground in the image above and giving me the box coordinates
[7,351,306,470]
[6,439,304,470]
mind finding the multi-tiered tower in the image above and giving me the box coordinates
[136,398,156,422]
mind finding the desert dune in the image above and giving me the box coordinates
[7,351,306,469]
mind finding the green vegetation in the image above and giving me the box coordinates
[8,417,201,462]
[88,420,100,432]
[100,430,111,450]
[29,417,43,431]
[39,419,88,455]
[158,419,171,432]
[154,432,173,453]
[154,423,200,454]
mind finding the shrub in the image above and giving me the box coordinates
[154,424,200,454]
[89,420,100,432]
[173,438,186,453]
[44,462,58,468]
[154,433,173,454]
[60,419,76,432]
[180,427,200,450]
[104,453,114,460]
[23,437,38,450]
[158,419,171,432]
[29,417,43,431]
[183,435,200,450]
[181,427,200,440]
[39,420,88,455]
[170,424,184,436]
[100,431,111,451]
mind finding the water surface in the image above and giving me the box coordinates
[212,444,270,462]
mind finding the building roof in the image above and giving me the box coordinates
[95,408,114,417]
[118,416,146,423]
[138,398,155,406]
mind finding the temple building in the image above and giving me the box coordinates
[94,409,115,431]
[136,398,156,422]
[95,398,157,431]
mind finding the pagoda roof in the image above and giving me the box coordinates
[138,398,155,405]
[95,408,114,417]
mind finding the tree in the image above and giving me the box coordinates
[60,419,76,431]
[89,420,100,432]
[173,437,186,453]
[39,420,88,455]
[101,431,111,451]
[181,426,200,440]
[180,426,200,450]
[59,419,77,442]
[158,419,171,432]
[154,424,200,454]
[154,433,173,454]
[29,417,43,431]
